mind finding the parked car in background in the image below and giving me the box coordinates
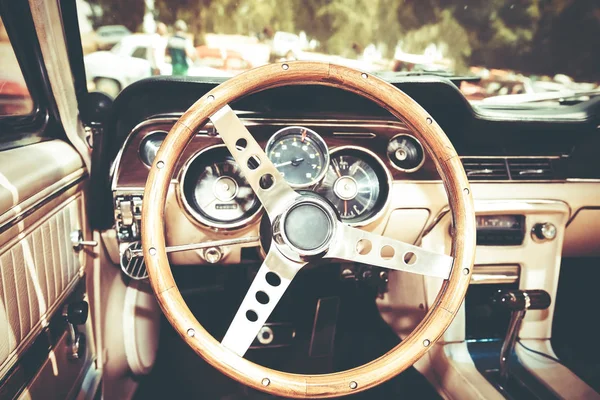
[195,46,252,73]
[270,31,302,60]
[84,34,153,97]
[85,34,230,98]
[95,24,131,50]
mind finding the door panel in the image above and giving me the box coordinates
[0,197,84,377]
[0,140,91,396]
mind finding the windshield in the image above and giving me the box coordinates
[77,0,600,105]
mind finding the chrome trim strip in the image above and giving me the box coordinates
[470,265,520,285]
[0,171,87,235]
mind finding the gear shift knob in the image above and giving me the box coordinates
[492,289,551,311]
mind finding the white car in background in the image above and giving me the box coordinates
[95,25,131,50]
[85,34,230,98]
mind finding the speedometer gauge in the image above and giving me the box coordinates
[317,147,390,225]
[266,126,329,187]
[181,146,261,228]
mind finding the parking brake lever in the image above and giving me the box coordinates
[491,289,551,380]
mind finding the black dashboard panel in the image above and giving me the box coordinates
[91,75,600,229]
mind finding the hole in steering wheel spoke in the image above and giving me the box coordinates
[235,138,247,151]
[403,251,417,265]
[256,291,270,304]
[259,174,274,190]
[380,245,395,260]
[247,155,261,170]
[265,272,281,287]
[356,239,372,255]
[246,310,258,322]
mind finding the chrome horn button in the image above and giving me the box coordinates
[273,195,338,259]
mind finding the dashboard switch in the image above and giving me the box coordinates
[532,222,557,241]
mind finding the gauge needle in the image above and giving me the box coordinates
[274,158,304,168]
[332,160,342,178]
[344,200,348,215]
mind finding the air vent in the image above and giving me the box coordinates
[462,158,509,180]
[508,158,554,180]
[120,241,147,280]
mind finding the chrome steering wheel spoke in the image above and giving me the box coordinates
[221,248,305,357]
[324,222,454,279]
[209,105,299,219]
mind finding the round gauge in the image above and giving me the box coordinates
[181,146,261,228]
[387,134,425,172]
[139,131,167,166]
[316,147,390,225]
[266,126,329,187]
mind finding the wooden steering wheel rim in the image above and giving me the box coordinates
[142,62,476,398]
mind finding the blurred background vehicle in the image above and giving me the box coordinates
[85,34,229,98]
[195,46,252,74]
[95,24,131,50]
[270,31,302,60]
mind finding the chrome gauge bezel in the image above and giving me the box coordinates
[265,126,330,188]
[138,130,168,168]
[324,145,392,227]
[179,144,263,230]
[387,133,426,173]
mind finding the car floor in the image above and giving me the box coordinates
[551,257,600,393]
[134,264,441,399]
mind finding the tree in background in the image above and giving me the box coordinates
[86,0,145,31]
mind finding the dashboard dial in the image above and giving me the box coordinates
[387,134,425,172]
[266,126,329,187]
[181,146,261,228]
[317,148,390,225]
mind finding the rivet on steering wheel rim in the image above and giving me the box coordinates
[349,381,358,389]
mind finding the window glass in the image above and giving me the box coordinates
[77,1,600,106]
[131,47,148,60]
[0,15,33,116]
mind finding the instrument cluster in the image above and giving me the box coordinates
[178,126,392,229]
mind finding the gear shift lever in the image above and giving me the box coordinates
[491,289,551,380]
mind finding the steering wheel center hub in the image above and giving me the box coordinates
[276,196,337,257]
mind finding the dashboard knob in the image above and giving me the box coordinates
[203,247,223,264]
[387,134,425,172]
[532,222,557,241]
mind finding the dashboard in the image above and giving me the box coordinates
[112,115,427,273]
[120,119,427,228]
[104,76,600,278]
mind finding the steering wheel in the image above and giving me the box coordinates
[142,62,476,398]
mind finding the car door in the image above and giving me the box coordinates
[0,2,97,399]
